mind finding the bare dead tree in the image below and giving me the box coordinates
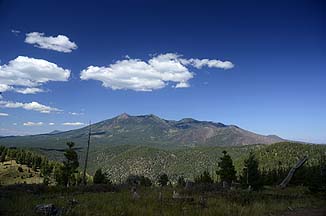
[83,121,91,185]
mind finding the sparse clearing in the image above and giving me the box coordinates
[0,160,43,185]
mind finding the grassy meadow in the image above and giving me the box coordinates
[0,185,325,216]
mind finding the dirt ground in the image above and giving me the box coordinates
[280,208,326,216]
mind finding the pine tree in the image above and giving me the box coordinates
[93,168,108,184]
[0,146,5,156]
[0,150,6,163]
[177,176,186,187]
[140,176,152,187]
[241,151,262,190]
[54,163,65,185]
[195,170,214,184]
[55,142,79,186]
[216,151,237,184]
[40,160,52,185]
[158,173,169,187]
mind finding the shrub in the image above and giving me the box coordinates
[125,175,152,187]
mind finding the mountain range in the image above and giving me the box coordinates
[1,114,324,182]
[0,113,284,149]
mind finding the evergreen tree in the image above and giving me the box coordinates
[54,163,65,185]
[0,150,6,163]
[241,151,262,190]
[25,152,32,167]
[177,176,186,187]
[195,170,214,184]
[0,146,5,156]
[40,160,53,185]
[56,142,79,186]
[158,173,169,187]
[140,176,152,187]
[216,151,237,184]
[93,168,108,184]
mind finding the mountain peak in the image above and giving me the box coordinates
[117,113,130,120]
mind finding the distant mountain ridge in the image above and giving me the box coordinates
[48,130,63,135]
[0,113,284,149]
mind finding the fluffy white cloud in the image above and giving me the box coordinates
[69,112,84,116]
[0,84,13,92]
[15,87,45,94]
[0,56,70,94]
[0,100,62,113]
[175,82,190,88]
[25,32,77,53]
[80,53,233,91]
[62,122,85,126]
[49,122,55,126]
[182,58,234,69]
[0,112,9,116]
[23,122,44,126]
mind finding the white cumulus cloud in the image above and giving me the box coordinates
[69,112,84,116]
[80,53,233,91]
[49,122,55,126]
[0,100,62,113]
[62,122,85,126]
[182,58,234,69]
[15,87,45,94]
[25,32,77,53]
[0,112,9,116]
[0,84,13,92]
[175,82,190,88]
[0,56,70,94]
[23,122,44,126]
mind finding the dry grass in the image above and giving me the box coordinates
[0,186,325,216]
[0,160,43,185]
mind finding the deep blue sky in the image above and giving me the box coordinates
[0,0,325,143]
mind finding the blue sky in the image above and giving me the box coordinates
[0,0,325,143]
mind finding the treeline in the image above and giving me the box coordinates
[255,142,325,169]
[192,150,326,190]
[0,144,86,186]
[0,145,56,182]
[94,149,326,191]
[1,143,325,191]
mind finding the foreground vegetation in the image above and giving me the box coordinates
[0,142,325,215]
[0,184,325,216]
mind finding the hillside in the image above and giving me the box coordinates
[91,142,325,182]
[0,142,325,183]
[59,142,324,182]
[0,160,43,185]
[0,113,284,149]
